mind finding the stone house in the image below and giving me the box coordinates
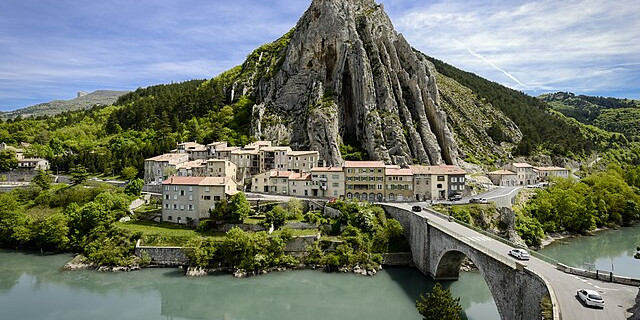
[174,142,208,160]
[206,159,237,179]
[311,167,345,199]
[385,167,413,202]
[162,176,238,225]
[410,165,466,201]
[487,170,518,186]
[505,163,537,186]
[144,153,190,184]
[259,146,292,172]
[288,172,312,197]
[17,158,50,171]
[534,166,569,181]
[344,161,386,202]
[287,150,320,172]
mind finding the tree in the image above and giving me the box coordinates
[286,198,303,220]
[227,192,251,223]
[120,166,138,181]
[264,205,287,229]
[70,165,90,185]
[124,178,144,197]
[0,149,18,171]
[416,283,462,320]
[31,169,52,190]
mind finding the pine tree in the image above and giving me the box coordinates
[416,283,462,320]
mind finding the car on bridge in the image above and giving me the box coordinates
[508,248,530,260]
[411,205,422,212]
[577,289,605,308]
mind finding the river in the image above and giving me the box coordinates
[1,225,637,320]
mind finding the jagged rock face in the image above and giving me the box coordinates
[251,0,459,166]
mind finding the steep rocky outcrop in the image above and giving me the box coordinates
[226,0,521,166]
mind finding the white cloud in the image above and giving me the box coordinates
[393,0,640,98]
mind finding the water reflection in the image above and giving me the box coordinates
[0,250,500,320]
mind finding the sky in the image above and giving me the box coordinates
[0,0,638,111]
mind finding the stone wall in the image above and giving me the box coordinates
[285,235,320,252]
[381,253,413,266]
[0,170,37,182]
[557,263,640,287]
[135,240,189,267]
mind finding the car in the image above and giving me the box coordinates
[508,248,530,260]
[448,194,462,201]
[577,289,605,308]
[469,197,488,204]
[411,205,422,212]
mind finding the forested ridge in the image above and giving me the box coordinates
[426,56,627,158]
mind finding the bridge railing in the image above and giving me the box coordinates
[424,208,560,266]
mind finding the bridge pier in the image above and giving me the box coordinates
[382,204,554,320]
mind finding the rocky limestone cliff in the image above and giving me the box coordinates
[223,0,521,167]
[245,0,458,166]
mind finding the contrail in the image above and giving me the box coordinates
[453,38,533,91]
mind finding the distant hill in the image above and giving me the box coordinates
[539,92,640,139]
[1,90,129,119]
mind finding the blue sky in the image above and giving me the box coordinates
[1,0,638,111]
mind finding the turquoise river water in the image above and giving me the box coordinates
[0,224,637,320]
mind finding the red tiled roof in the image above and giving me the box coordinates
[386,168,413,176]
[311,167,343,172]
[409,165,466,175]
[163,176,230,186]
[511,163,533,168]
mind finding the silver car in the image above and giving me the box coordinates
[508,248,530,260]
[577,289,605,308]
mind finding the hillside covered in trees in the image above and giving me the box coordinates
[540,92,640,140]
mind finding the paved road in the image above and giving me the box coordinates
[390,202,639,320]
[435,186,522,208]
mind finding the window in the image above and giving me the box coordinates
[165,194,169,200]
[437,184,442,189]
[173,194,177,200]
[180,205,185,210]
[189,186,193,192]
[332,183,339,187]
[203,195,211,200]
[168,216,172,221]
[451,186,457,191]
[173,204,177,210]
[164,186,169,191]
[188,205,194,211]
[333,190,338,196]
[173,186,178,191]
[205,186,210,192]
[332,174,339,180]
[437,176,445,181]
[180,190,185,196]
[189,195,193,201]
[165,204,169,209]
[214,196,221,201]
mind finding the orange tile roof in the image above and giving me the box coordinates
[511,163,533,168]
[409,165,466,175]
[290,173,312,180]
[146,153,189,163]
[534,166,567,171]
[288,150,319,156]
[344,161,386,168]
[386,168,413,176]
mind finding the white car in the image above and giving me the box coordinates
[577,289,605,308]
[508,248,530,260]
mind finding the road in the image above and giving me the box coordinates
[390,202,639,320]
[434,186,522,208]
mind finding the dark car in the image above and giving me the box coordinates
[411,205,422,212]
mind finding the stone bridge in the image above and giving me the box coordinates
[382,204,556,320]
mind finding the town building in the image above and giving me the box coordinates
[162,176,237,225]
[259,146,292,172]
[288,172,313,197]
[17,158,50,171]
[287,150,320,172]
[487,170,518,187]
[505,163,537,186]
[144,153,190,184]
[311,167,345,199]
[231,149,260,183]
[206,142,228,158]
[410,165,466,201]
[176,160,207,177]
[534,166,569,181]
[174,142,208,160]
[385,167,413,201]
[206,159,237,179]
[344,161,386,202]
[251,170,295,195]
